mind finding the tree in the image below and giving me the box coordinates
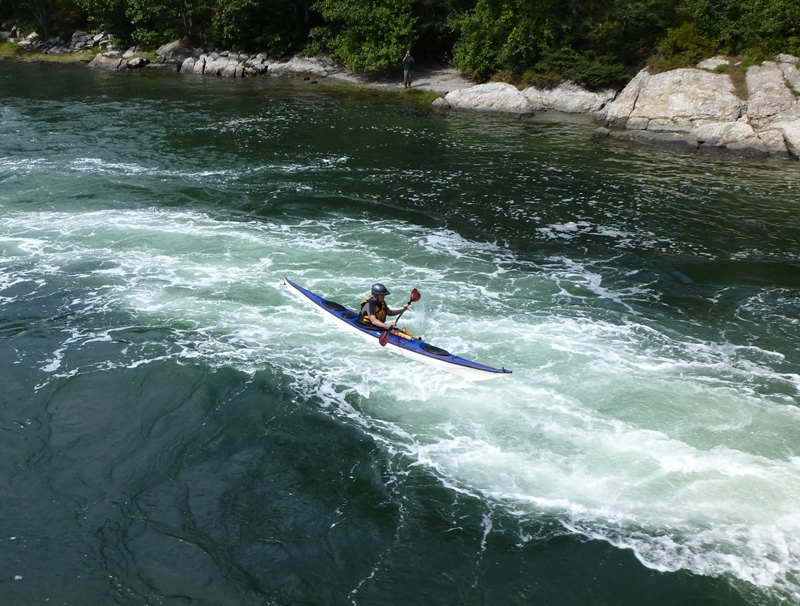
[16,0,56,38]
[450,0,574,78]
[213,0,311,54]
[449,0,675,85]
[308,0,417,70]
[72,0,131,40]
[684,0,800,55]
[125,0,211,46]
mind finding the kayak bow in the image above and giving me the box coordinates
[284,277,512,381]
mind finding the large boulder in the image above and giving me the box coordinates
[203,53,243,77]
[770,120,800,156]
[182,53,243,77]
[88,54,127,71]
[756,129,791,158]
[267,56,342,78]
[697,56,730,71]
[522,81,617,114]
[599,61,800,158]
[442,82,532,113]
[693,122,770,157]
[779,61,800,93]
[603,69,650,128]
[605,68,744,132]
[745,61,799,127]
[156,41,196,65]
[126,57,150,69]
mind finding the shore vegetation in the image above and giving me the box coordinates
[4,0,800,87]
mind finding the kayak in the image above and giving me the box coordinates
[283,277,512,381]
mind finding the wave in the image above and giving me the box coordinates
[1,207,799,603]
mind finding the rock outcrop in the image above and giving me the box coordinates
[523,81,617,114]
[88,52,149,70]
[596,56,800,159]
[430,54,800,160]
[435,80,618,116]
[745,61,797,127]
[604,68,744,130]
[20,30,118,54]
[440,82,532,113]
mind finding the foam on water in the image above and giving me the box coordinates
[1,207,799,602]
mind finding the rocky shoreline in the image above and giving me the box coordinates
[432,56,800,160]
[7,26,800,161]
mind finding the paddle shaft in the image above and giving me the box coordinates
[379,289,420,346]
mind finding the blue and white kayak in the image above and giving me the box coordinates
[283,277,511,381]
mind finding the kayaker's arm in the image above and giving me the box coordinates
[374,303,409,328]
[387,303,410,317]
[367,312,398,330]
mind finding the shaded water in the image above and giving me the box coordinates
[1,61,799,605]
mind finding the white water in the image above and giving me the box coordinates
[2,205,799,602]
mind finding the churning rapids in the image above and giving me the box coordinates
[1,61,799,605]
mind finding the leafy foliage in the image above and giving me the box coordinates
[308,0,417,70]
[684,0,800,55]
[212,0,311,54]
[6,0,800,86]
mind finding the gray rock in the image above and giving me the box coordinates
[157,41,195,65]
[204,54,240,77]
[267,56,341,78]
[627,68,743,131]
[745,62,799,127]
[603,69,650,128]
[757,129,790,158]
[126,57,149,69]
[443,82,532,114]
[597,65,800,158]
[190,56,206,75]
[88,54,126,71]
[180,56,197,74]
[770,120,800,156]
[606,129,699,153]
[245,54,269,74]
[693,121,769,156]
[779,62,800,93]
[697,56,729,70]
[522,81,616,114]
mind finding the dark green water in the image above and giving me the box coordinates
[1,61,799,605]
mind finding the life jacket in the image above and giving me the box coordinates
[358,297,386,326]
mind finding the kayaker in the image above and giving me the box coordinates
[358,283,409,330]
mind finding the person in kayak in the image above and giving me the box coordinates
[358,283,409,330]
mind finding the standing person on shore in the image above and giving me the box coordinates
[402,50,414,88]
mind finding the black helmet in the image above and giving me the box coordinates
[371,283,390,296]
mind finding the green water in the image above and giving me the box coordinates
[1,61,799,605]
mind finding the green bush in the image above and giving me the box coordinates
[656,22,716,58]
[308,0,417,71]
[212,0,310,54]
[532,48,632,87]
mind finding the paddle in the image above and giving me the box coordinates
[379,288,421,347]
